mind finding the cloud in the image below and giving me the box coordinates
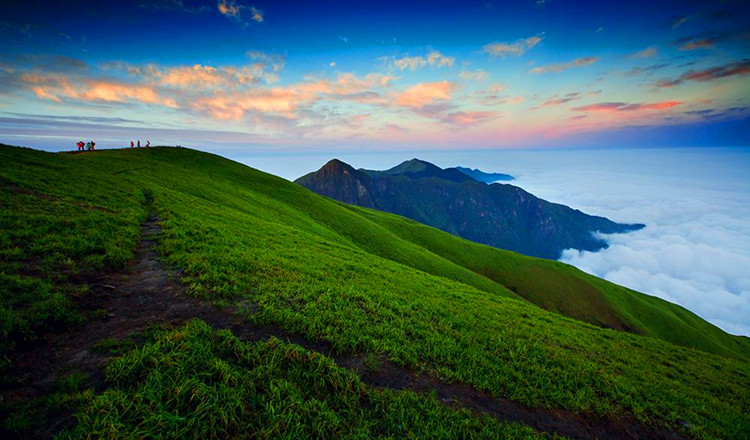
[441,110,499,127]
[530,57,599,74]
[538,92,581,107]
[391,50,455,71]
[459,69,488,81]
[22,73,175,107]
[103,54,285,88]
[679,38,715,51]
[470,83,523,107]
[490,148,750,336]
[672,31,749,51]
[217,0,240,18]
[625,63,670,77]
[483,34,544,57]
[250,6,263,22]
[217,0,262,25]
[572,101,682,112]
[655,60,750,87]
[194,88,306,120]
[1,112,143,125]
[396,81,455,108]
[380,122,409,134]
[630,47,658,58]
[6,53,399,130]
[671,15,691,28]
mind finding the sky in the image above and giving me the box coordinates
[1,1,749,334]
[1,0,749,151]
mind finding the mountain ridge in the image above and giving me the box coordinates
[296,158,644,259]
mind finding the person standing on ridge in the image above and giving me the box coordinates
[130,140,134,148]
[85,141,91,151]
[146,140,150,148]
[76,140,84,151]
[137,140,141,148]
[90,140,96,151]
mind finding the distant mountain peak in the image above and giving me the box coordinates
[296,158,644,259]
[384,158,440,175]
[379,158,472,183]
[320,158,357,175]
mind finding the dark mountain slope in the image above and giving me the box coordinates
[296,158,644,259]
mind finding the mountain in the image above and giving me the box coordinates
[296,158,644,259]
[1,144,748,439]
[454,166,513,182]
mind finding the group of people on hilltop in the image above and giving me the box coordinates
[74,139,152,151]
[130,140,150,148]
[76,140,95,151]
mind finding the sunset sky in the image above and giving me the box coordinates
[1,0,748,152]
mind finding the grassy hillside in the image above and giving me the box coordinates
[348,207,750,358]
[1,144,749,439]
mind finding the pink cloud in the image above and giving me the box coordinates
[573,101,682,112]
[655,60,750,87]
[443,111,499,127]
[396,81,455,108]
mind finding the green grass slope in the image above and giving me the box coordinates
[348,207,750,359]
[1,144,749,439]
[59,320,540,439]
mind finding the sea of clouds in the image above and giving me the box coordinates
[473,147,750,337]
[238,146,750,337]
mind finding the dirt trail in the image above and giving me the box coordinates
[4,213,687,440]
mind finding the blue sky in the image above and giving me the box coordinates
[0,0,748,151]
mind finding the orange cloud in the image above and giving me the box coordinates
[195,88,309,120]
[250,6,263,22]
[217,1,263,25]
[82,81,159,103]
[32,86,61,102]
[218,0,240,19]
[20,72,174,107]
[396,81,455,108]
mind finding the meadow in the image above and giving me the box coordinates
[1,144,748,439]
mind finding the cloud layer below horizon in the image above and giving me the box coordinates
[501,148,750,336]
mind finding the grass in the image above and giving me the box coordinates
[1,144,749,438]
[61,320,546,439]
[2,371,94,435]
